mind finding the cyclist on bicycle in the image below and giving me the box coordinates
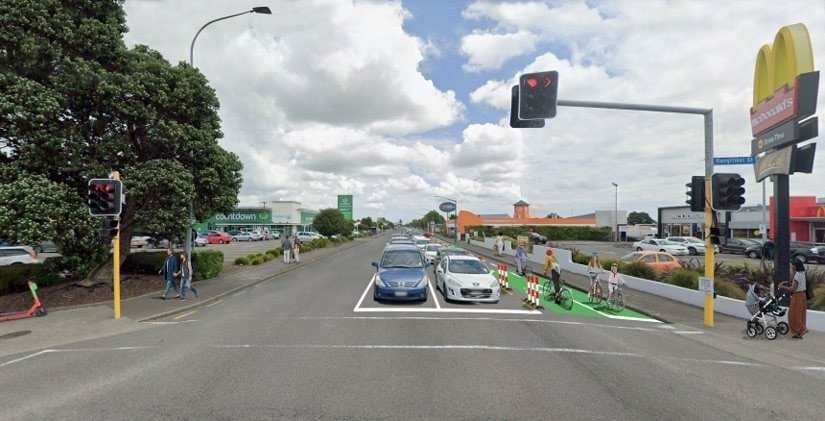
[607,263,623,301]
[587,253,602,297]
[543,249,563,304]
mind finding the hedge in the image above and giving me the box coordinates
[0,257,65,295]
[122,250,224,281]
[467,225,612,241]
[193,249,223,280]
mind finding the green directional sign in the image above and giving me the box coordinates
[337,195,353,221]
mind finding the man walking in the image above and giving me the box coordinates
[292,235,301,264]
[282,234,292,264]
[158,248,180,300]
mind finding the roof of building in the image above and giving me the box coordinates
[478,214,510,218]
[513,200,530,206]
[570,212,595,219]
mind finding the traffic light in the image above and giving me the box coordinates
[518,71,559,120]
[685,176,705,212]
[711,173,746,211]
[510,86,544,128]
[88,179,122,216]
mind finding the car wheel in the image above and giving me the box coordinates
[636,247,643,252]
[688,247,697,256]
[748,251,758,259]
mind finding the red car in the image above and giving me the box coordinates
[205,230,233,244]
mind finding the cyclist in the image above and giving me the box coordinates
[543,249,562,303]
[587,253,602,298]
[607,263,623,302]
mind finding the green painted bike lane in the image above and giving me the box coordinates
[503,270,656,322]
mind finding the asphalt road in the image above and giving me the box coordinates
[2,233,824,420]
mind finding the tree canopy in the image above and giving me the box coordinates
[313,209,353,237]
[627,211,655,225]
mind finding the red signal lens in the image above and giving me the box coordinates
[526,78,538,88]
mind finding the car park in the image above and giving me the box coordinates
[435,255,500,303]
[0,246,40,266]
[621,251,682,273]
[423,243,442,264]
[205,230,233,245]
[719,238,760,255]
[632,238,689,256]
[665,236,718,255]
[372,244,429,302]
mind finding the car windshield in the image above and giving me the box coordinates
[621,252,643,260]
[380,250,423,268]
[425,244,441,252]
[443,249,468,257]
[449,259,488,274]
[661,240,680,246]
[415,239,428,246]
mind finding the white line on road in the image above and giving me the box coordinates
[428,279,441,309]
[291,315,658,331]
[0,350,52,368]
[353,307,542,315]
[0,346,156,369]
[141,320,199,325]
[353,274,375,312]
[673,331,704,335]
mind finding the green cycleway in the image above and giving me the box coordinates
[502,270,655,321]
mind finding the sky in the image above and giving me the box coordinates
[122,0,825,222]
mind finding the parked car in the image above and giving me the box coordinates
[665,236,718,255]
[632,239,689,256]
[229,231,253,242]
[718,238,760,255]
[205,230,233,245]
[296,231,322,242]
[621,251,682,273]
[412,236,429,251]
[372,244,429,302]
[248,231,264,241]
[435,255,500,303]
[436,246,471,263]
[527,232,548,245]
[744,240,773,259]
[423,243,443,264]
[194,233,208,247]
[0,246,40,266]
[131,236,153,249]
[791,245,825,264]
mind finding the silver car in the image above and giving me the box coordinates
[435,256,500,303]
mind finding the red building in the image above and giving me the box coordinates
[769,196,825,243]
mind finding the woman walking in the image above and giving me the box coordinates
[292,235,301,264]
[780,260,808,339]
[176,252,198,300]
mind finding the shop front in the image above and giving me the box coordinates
[770,196,825,243]
[195,208,274,234]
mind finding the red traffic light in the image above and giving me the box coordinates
[526,78,538,88]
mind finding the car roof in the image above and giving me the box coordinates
[445,255,480,262]
[383,244,420,252]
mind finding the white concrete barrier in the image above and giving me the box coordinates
[464,238,825,332]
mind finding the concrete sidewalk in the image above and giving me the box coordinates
[0,237,374,359]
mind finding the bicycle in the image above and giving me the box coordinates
[542,273,573,310]
[587,274,604,305]
[606,283,625,312]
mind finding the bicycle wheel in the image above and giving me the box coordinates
[612,290,625,312]
[558,288,573,310]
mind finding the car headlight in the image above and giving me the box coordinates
[375,276,387,287]
[489,278,499,288]
[418,275,429,288]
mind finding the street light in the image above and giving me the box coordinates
[433,195,458,244]
[611,182,619,242]
[184,7,271,264]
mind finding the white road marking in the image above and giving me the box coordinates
[353,274,375,311]
[0,346,156,369]
[535,283,660,323]
[353,307,543,315]
[205,299,224,308]
[428,279,441,309]
[291,315,658,331]
[141,320,199,325]
[0,350,52,368]
[173,310,198,320]
[673,331,704,335]
[657,325,677,329]
[792,366,825,371]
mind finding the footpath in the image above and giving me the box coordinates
[452,238,825,372]
[0,237,374,360]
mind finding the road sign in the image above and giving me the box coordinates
[438,202,456,213]
[754,145,794,182]
[337,195,353,221]
[713,156,754,165]
[518,71,558,120]
[509,86,544,128]
[750,117,818,156]
[751,70,819,136]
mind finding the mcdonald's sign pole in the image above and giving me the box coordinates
[750,23,819,289]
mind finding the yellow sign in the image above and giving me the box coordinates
[753,23,814,107]
[817,206,825,218]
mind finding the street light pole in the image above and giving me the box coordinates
[185,7,271,264]
[611,182,618,242]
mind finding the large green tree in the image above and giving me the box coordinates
[0,1,242,280]
[313,209,352,237]
[627,211,655,225]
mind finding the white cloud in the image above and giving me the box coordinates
[461,30,539,72]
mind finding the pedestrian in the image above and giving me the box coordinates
[514,244,528,276]
[292,235,301,264]
[494,235,503,256]
[779,260,808,339]
[281,234,292,264]
[158,248,180,300]
[176,252,198,300]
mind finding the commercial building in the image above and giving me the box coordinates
[457,200,626,234]
[770,196,825,243]
[657,205,768,240]
[196,201,320,236]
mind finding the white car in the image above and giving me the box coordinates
[296,231,322,242]
[131,236,153,248]
[412,236,429,250]
[423,243,442,264]
[194,234,208,247]
[436,256,500,303]
[633,239,689,256]
[248,231,264,241]
[0,246,40,266]
[666,236,719,255]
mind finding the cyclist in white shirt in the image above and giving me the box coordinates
[607,263,622,300]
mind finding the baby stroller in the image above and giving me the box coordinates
[745,291,789,340]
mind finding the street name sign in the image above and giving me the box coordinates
[713,156,754,165]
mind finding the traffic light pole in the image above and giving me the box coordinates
[556,99,716,327]
[111,171,122,320]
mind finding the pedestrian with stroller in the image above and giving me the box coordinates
[176,252,198,300]
[779,260,808,339]
[281,235,292,264]
[514,244,528,276]
[158,248,180,300]
[292,235,301,264]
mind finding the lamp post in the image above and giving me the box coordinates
[611,182,619,242]
[184,7,272,264]
[433,195,458,243]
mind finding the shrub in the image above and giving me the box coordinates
[266,248,282,257]
[621,261,657,280]
[715,279,745,300]
[0,258,64,295]
[810,285,825,311]
[600,258,621,271]
[235,256,250,266]
[262,253,274,262]
[250,256,264,265]
[123,252,167,274]
[193,249,223,280]
[571,249,589,265]
[667,269,699,289]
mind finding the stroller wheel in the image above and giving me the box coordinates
[755,324,764,335]
[746,326,758,338]
[765,326,778,340]
[777,322,789,336]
